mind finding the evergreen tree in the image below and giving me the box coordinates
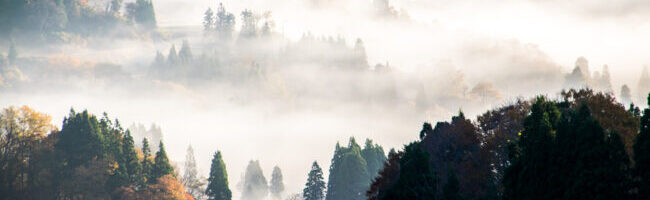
[503,97,559,200]
[182,144,204,199]
[368,142,437,200]
[134,0,157,29]
[215,3,235,40]
[270,166,284,200]
[326,137,369,200]
[361,139,386,182]
[206,151,231,200]
[204,8,214,32]
[116,130,143,188]
[167,45,179,65]
[634,93,650,198]
[239,9,258,39]
[152,141,174,181]
[443,168,461,200]
[178,40,193,64]
[303,161,326,200]
[55,109,105,170]
[241,160,268,200]
[142,138,154,184]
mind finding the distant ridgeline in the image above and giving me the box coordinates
[0,0,158,42]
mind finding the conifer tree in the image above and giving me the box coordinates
[152,141,174,181]
[122,131,143,186]
[443,168,461,200]
[241,160,268,200]
[326,137,369,200]
[361,139,386,182]
[270,166,284,200]
[303,161,326,200]
[141,138,154,184]
[634,93,650,198]
[206,151,231,200]
[167,45,179,65]
[203,8,214,32]
[178,40,193,64]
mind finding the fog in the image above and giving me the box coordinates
[2,0,650,198]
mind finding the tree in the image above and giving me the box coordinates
[142,138,154,184]
[361,139,386,182]
[241,160,268,200]
[182,145,204,199]
[367,142,437,200]
[206,151,231,200]
[325,138,369,200]
[634,93,650,198]
[502,97,559,200]
[168,45,179,65]
[621,84,633,106]
[270,166,284,199]
[443,169,461,200]
[134,0,157,29]
[119,130,143,187]
[178,40,193,64]
[153,141,174,181]
[239,9,258,39]
[110,0,123,14]
[203,8,214,32]
[303,161,325,200]
[0,106,55,199]
[215,3,235,40]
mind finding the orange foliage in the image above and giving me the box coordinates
[114,175,194,200]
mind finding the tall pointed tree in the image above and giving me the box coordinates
[206,151,231,200]
[182,144,204,199]
[326,137,369,200]
[241,160,268,200]
[141,138,154,184]
[152,141,174,181]
[634,93,650,198]
[303,161,326,200]
[270,166,284,200]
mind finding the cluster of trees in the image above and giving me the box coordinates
[202,3,275,41]
[0,107,192,199]
[0,0,157,40]
[367,89,650,200]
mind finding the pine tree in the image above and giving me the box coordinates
[241,160,268,200]
[206,151,231,200]
[203,8,214,32]
[167,45,179,65]
[123,130,143,185]
[443,168,460,200]
[182,145,204,199]
[152,141,174,181]
[361,139,386,182]
[303,161,326,200]
[270,166,284,200]
[178,40,193,64]
[634,93,650,198]
[326,137,369,200]
[142,138,154,184]
[215,3,235,40]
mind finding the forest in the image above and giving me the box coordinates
[2,0,650,199]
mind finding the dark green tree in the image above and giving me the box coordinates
[152,141,174,181]
[361,139,386,182]
[270,166,284,199]
[634,93,650,198]
[443,168,461,200]
[303,161,326,200]
[167,45,178,65]
[206,151,231,200]
[368,142,437,200]
[326,137,369,200]
[141,138,154,184]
